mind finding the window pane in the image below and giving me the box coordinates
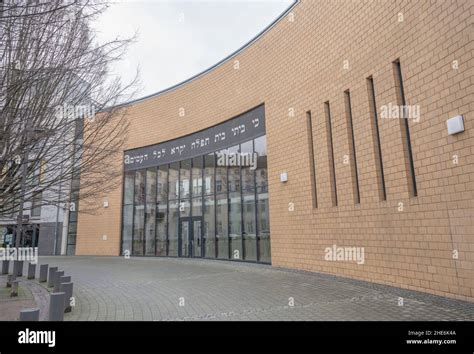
[228,145,240,193]
[133,204,145,256]
[255,135,268,193]
[145,204,156,255]
[229,191,242,260]
[241,141,255,192]
[192,197,202,217]
[204,153,215,195]
[179,199,190,217]
[157,165,168,202]
[257,192,271,263]
[192,156,203,197]
[216,193,228,259]
[168,200,179,256]
[180,159,191,199]
[243,193,257,261]
[156,202,167,256]
[124,171,135,204]
[215,149,227,194]
[134,170,146,204]
[121,205,133,255]
[203,196,215,258]
[146,169,156,204]
[168,163,179,200]
[31,192,42,217]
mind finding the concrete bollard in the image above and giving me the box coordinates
[39,264,48,282]
[20,308,40,321]
[49,292,65,321]
[10,280,19,297]
[59,275,71,284]
[18,260,23,276]
[1,260,9,275]
[53,271,65,292]
[60,282,73,313]
[12,260,20,277]
[6,274,16,288]
[27,263,36,280]
[48,267,58,287]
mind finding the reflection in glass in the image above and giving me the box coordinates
[228,145,240,193]
[229,192,242,260]
[121,205,133,255]
[122,134,269,263]
[157,165,168,202]
[257,192,271,263]
[133,204,144,255]
[180,159,191,199]
[168,163,179,200]
[203,196,215,258]
[168,200,178,256]
[134,170,145,204]
[193,219,202,257]
[215,149,227,194]
[179,199,190,217]
[204,154,215,195]
[180,220,190,257]
[255,135,268,193]
[243,193,257,261]
[241,140,255,192]
[216,193,228,259]
[124,171,134,204]
[145,203,156,255]
[192,197,202,217]
[156,202,167,256]
[192,156,202,196]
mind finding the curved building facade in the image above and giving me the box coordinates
[75,0,474,301]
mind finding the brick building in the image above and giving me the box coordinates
[75,0,474,301]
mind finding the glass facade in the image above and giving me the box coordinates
[121,134,270,263]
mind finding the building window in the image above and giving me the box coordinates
[121,119,269,263]
[31,192,42,217]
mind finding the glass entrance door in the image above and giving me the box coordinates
[179,217,202,258]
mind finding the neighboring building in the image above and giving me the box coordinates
[75,0,474,302]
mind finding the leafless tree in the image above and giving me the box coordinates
[0,0,138,224]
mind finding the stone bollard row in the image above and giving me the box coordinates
[27,263,36,280]
[49,292,65,321]
[53,270,65,292]
[20,308,40,321]
[6,274,16,288]
[10,280,19,297]
[47,267,58,287]
[1,260,8,275]
[39,264,48,283]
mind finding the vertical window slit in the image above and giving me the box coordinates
[367,76,387,201]
[306,111,318,208]
[344,90,360,204]
[324,102,337,206]
[393,59,417,197]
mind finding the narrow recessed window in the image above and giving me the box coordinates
[344,90,360,204]
[306,111,318,208]
[367,76,386,201]
[324,102,337,207]
[393,59,417,197]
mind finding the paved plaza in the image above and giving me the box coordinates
[19,256,474,321]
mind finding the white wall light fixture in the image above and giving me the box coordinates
[280,172,288,183]
[447,115,464,135]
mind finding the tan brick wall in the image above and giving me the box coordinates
[76,0,474,301]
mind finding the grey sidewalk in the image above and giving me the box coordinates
[36,256,474,321]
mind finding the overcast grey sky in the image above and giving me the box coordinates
[95,0,294,99]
